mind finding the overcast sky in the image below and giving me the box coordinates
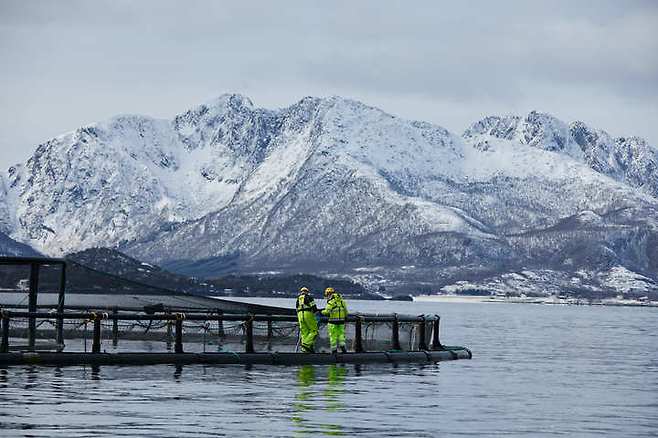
[1,0,657,170]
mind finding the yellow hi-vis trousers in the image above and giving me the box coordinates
[328,322,346,351]
[297,310,318,352]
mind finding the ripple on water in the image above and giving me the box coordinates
[1,302,657,437]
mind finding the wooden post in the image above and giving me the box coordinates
[354,316,364,353]
[1,313,9,353]
[391,314,401,351]
[418,316,427,351]
[175,316,184,354]
[245,315,254,353]
[92,314,102,353]
[56,263,66,352]
[267,318,273,340]
[28,263,40,350]
[431,315,442,350]
[112,307,119,346]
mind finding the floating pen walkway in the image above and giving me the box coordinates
[0,349,472,366]
[0,256,472,367]
[0,310,472,367]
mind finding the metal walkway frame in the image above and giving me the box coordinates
[0,257,66,351]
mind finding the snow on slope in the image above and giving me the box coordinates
[599,266,657,294]
[464,111,658,198]
[2,95,280,254]
[1,95,657,288]
[123,97,657,273]
[0,174,12,234]
[6,116,185,254]
[123,96,495,267]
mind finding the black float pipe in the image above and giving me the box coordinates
[431,314,443,350]
[245,315,254,353]
[391,314,401,350]
[0,349,472,367]
[174,315,184,354]
[418,316,427,351]
[112,307,119,346]
[1,313,9,353]
[28,263,40,349]
[216,309,225,337]
[92,314,102,354]
[166,319,173,350]
[56,263,66,352]
[354,316,364,353]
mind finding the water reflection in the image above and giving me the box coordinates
[322,365,347,436]
[1,302,656,437]
[25,366,39,390]
[174,364,183,381]
[90,364,101,380]
[291,365,348,436]
[291,365,315,430]
[324,365,346,413]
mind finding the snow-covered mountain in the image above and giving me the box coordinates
[1,95,657,294]
[464,111,658,198]
[0,231,40,257]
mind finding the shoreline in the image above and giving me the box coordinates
[415,294,658,308]
[219,295,658,309]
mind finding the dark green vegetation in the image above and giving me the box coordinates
[59,248,374,299]
[207,273,369,298]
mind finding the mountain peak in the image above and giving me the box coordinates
[202,93,254,111]
[465,111,657,198]
[518,110,574,154]
[463,113,521,140]
[2,93,657,287]
[464,110,571,150]
[174,93,257,129]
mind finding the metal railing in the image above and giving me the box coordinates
[0,257,66,350]
[0,309,444,354]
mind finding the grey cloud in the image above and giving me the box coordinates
[1,0,657,170]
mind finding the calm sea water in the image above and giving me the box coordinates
[1,300,657,437]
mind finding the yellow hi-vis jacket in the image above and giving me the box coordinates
[322,293,348,324]
[296,293,318,314]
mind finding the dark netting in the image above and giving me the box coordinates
[1,313,435,354]
[0,261,65,351]
[0,263,32,300]
[2,259,217,304]
[0,262,65,293]
[1,259,437,354]
[66,260,182,295]
[1,259,294,314]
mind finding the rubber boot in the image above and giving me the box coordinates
[340,346,347,354]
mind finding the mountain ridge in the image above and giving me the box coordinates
[464,110,658,198]
[1,94,656,295]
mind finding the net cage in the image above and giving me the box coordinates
[1,259,437,354]
[1,312,435,354]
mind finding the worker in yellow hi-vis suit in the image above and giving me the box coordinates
[321,287,348,354]
[296,287,319,353]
